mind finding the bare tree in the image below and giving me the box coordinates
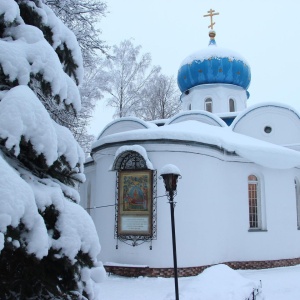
[135,74,181,121]
[44,0,109,65]
[72,64,104,154]
[99,40,161,118]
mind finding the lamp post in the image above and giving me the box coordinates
[160,164,181,300]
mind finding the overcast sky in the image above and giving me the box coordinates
[88,0,300,136]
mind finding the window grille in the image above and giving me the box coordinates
[248,175,260,229]
[114,151,157,248]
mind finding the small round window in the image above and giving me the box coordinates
[264,126,272,134]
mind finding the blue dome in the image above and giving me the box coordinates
[177,39,251,93]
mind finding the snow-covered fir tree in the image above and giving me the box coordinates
[0,1,105,299]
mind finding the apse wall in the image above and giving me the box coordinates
[82,141,300,269]
[231,104,300,145]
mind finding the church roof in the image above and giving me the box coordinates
[92,120,300,170]
[177,32,251,93]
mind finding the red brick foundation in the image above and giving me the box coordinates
[104,257,300,277]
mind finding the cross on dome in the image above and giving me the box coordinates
[203,9,219,30]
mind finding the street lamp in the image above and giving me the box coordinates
[160,164,181,300]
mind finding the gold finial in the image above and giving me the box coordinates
[203,9,219,30]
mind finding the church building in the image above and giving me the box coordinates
[80,10,300,276]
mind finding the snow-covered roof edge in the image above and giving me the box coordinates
[179,45,250,68]
[94,120,300,170]
[96,117,157,141]
[230,102,300,130]
[166,110,227,127]
[109,145,154,171]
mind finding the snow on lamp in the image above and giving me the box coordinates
[160,164,181,193]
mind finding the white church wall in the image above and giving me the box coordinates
[231,104,300,145]
[79,163,96,215]
[84,142,300,269]
[165,110,226,127]
[97,117,156,139]
[180,84,247,113]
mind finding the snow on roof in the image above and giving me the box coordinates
[111,145,154,170]
[98,116,157,140]
[230,101,300,130]
[180,45,249,67]
[93,120,300,169]
[166,110,227,127]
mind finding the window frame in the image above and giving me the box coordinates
[204,98,213,113]
[229,98,235,112]
[248,174,262,230]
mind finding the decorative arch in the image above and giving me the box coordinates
[166,110,226,127]
[113,149,157,248]
[113,151,148,170]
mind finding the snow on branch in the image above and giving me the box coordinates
[0,85,84,169]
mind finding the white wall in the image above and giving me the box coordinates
[181,84,248,114]
[81,141,300,268]
[232,104,300,145]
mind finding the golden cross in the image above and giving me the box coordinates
[203,9,219,30]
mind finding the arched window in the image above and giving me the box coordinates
[205,98,212,112]
[229,98,235,112]
[115,151,148,170]
[188,103,192,110]
[295,178,300,229]
[248,175,261,229]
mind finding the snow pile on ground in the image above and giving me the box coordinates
[176,264,263,300]
[98,265,300,300]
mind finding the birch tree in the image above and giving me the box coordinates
[135,74,181,121]
[100,39,160,118]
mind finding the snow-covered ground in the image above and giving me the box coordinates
[98,264,300,299]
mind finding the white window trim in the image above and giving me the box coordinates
[248,174,267,231]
